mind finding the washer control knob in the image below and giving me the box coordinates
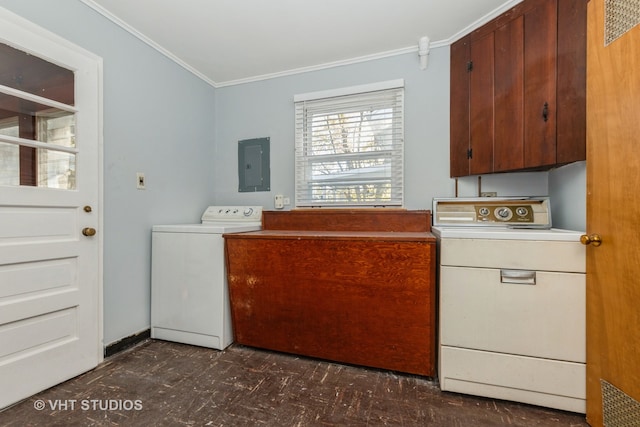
[478,207,490,217]
[243,208,254,216]
[516,207,528,217]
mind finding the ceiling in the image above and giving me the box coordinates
[81,0,520,87]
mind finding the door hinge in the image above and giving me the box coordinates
[467,61,473,72]
[467,148,473,159]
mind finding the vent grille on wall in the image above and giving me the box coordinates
[601,379,640,426]
[605,0,640,45]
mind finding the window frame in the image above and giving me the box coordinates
[294,80,405,208]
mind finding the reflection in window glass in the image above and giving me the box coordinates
[37,149,75,189]
[0,119,18,137]
[0,113,76,189]
[0,120,19,186]
[36,112,76,189]
[0,142,19,186]
[38,111,75,147]
[0,41,76,189]
[0,42,74,105]
[0,92,75,143]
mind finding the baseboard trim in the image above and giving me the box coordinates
[104,329,150,358]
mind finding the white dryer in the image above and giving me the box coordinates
[151,206,262,349]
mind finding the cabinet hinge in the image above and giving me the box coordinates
[467,61,473,72]
[467,148,473,159]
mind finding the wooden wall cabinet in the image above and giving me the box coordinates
[450,0,587,177]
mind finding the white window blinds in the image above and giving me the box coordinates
[294,81,404,207]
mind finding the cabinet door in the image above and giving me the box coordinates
[450,36,471,177]
[469,32,494,175]
[556,0,587,164]
[448,0,584,177]
[494,0,558,172]
[523,0,557,168]
[494,15,525,171]
[449,32,496,177]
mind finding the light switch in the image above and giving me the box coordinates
[136,172,145,190]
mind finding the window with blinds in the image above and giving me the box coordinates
[294,80,404,207]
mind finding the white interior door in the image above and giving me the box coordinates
[0,8,102,409]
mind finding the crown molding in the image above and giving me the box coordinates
[80,0,523,88]
[216,46,422,88]
[80,0,218,87]
[444,0,523,45]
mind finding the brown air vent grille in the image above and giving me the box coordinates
[605,0,640,45]
[601,379,640,426]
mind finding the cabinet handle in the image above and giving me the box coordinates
[500,269,536,285]
[542,102,549,122]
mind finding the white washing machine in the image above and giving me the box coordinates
[151,206,262,350]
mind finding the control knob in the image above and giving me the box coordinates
[494,207,513,221]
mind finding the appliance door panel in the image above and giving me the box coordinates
[151,232,226,342]
[440,238,585,272]
[440,265,585,362]
[440,346,586,413]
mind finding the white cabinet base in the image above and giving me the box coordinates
[434,230,586,414]
[440,346,586,413]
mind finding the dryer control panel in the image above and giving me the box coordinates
[432,197,551,228]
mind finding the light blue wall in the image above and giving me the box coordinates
[215,50,454,209]
[549,161,586,231]
[214,47,551,210]
[0,0,217,346]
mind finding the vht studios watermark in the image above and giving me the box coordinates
[34,399,143,411]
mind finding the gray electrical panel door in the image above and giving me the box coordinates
[238,137,270,192]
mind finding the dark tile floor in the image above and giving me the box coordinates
[0,340,589,426]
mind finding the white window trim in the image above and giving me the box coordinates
[294,79,404,103]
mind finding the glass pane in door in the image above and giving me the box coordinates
[0,92,75,139]
[0,142,19,186]
[38,111,75,148]
[0,118,19,186]
[0,92,75,188]
[37,148,76,189]
[0,42,75,188]
[0,42,74,105]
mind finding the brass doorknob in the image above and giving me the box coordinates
[82,227,97,237]
[580,234,602,247]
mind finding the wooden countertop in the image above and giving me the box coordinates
[223,229,436,242]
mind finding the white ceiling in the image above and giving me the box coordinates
[81,0,520,87]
